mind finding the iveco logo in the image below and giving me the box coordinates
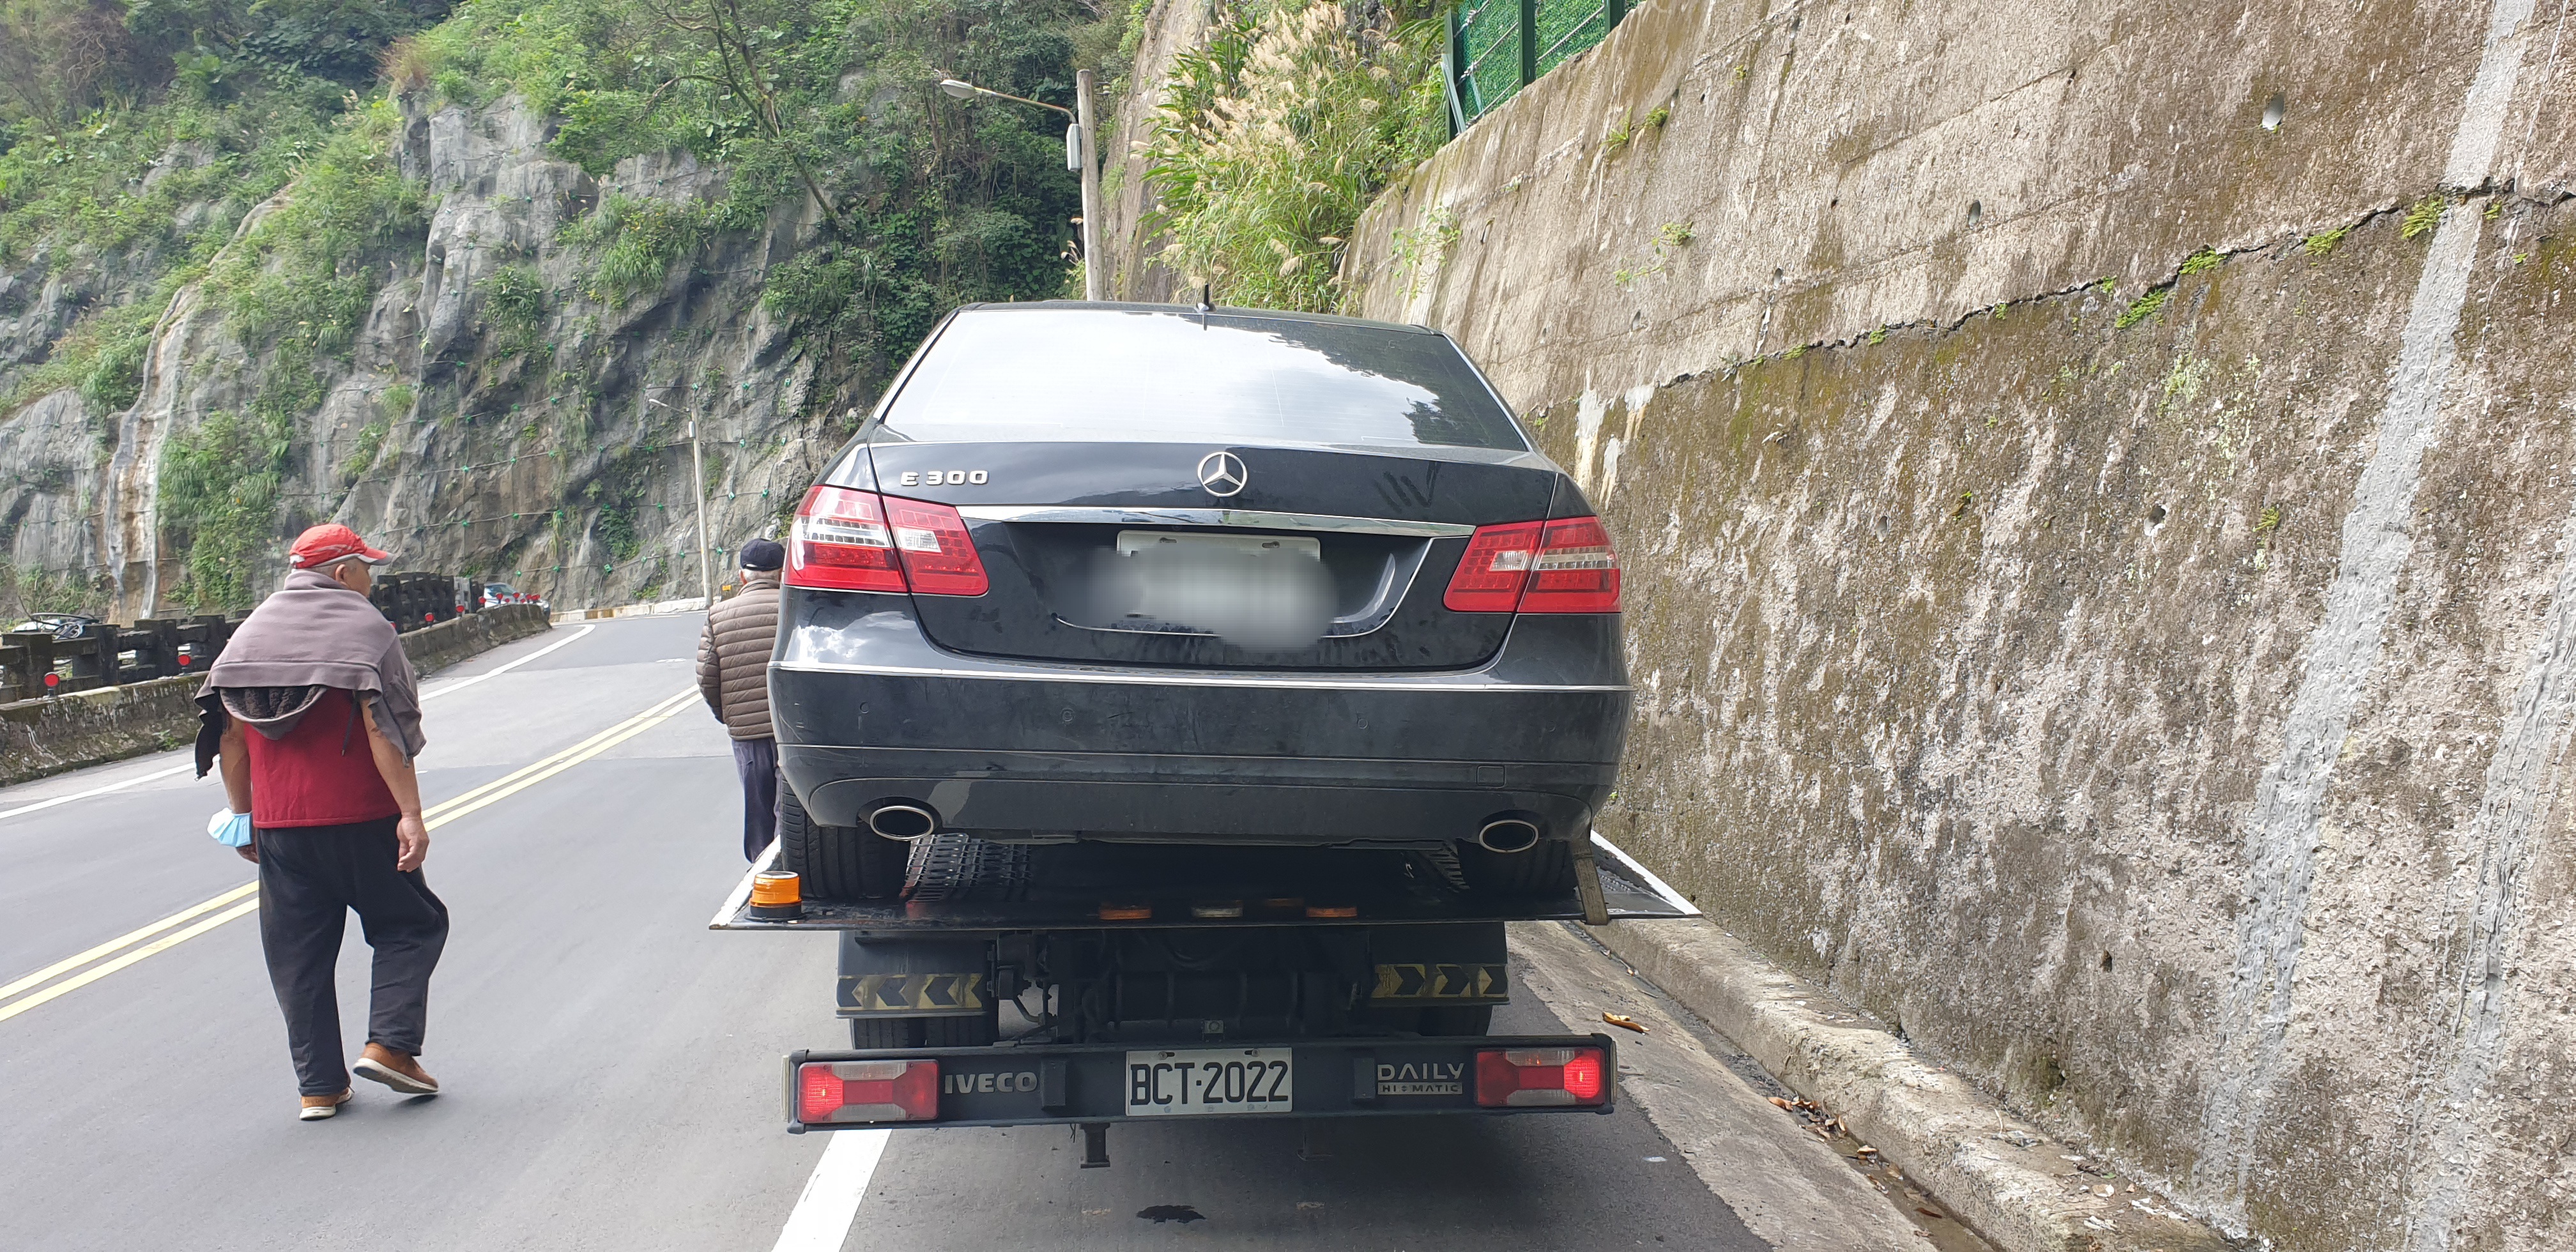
[1196,451,1248,498]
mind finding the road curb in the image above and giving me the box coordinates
[1594,919,2234,1252]
[551,596,710,624]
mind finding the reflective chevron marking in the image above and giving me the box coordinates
[838,972,986,1014]
[1370,963,1506,1002]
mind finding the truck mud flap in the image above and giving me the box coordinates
[785,1033,1618,1133]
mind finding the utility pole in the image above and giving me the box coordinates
[1076,69,1103,300]
[687,420,712,606]
[939,73,1103,300]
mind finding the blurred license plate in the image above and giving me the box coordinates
[1111,531,1330,647]
[1124,1048,1295,1116]
[1116,531,1320,561]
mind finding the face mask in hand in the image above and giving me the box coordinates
[207,809,254,848]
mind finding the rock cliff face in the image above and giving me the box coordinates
[3,92,847,620]
[1239,0,2576,1248]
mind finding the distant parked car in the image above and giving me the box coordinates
[8,613,100,641]
[483,583,519,602]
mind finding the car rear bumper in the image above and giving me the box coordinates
[770,590,1629,845]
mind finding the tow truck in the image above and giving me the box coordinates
[711,832,1697,1166]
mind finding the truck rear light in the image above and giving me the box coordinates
[1442,517,1621,614]
[788,485,905,593]
[1475,1047,1607,1108]
[1443,521,1541,612]
[884,496,988,596]
[788,487,989,597]
[1515,517,1621,613]
[797,1059,940,1124]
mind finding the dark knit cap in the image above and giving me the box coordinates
[739,538,785,571]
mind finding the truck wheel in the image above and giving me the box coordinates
[850,1018,918,1048]
[848,1014,997,1048]
[1421,1006,1495,1036]
[921,1009,999,1047]
[1456,837,1576,896]
[780,786,907,901]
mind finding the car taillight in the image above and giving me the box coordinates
[1516,517,1620,613]
[884,497,988,596]
[787,487,988,597]
[788,485,903,593]
[797,1059,940,1124]
[1475,1047,1607,1108]
[1443,517,1620,614]
[1443,521,1540,612]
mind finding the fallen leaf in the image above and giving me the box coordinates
[1917,1207,1944,1219]
[1769,1097,1795,1110]
[1855,1145,1880,1156]
[2096,1184,2116,1198]
[1603,1012,1648,1033]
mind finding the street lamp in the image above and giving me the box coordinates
[645,394,713,609]
[939,73,1104,300]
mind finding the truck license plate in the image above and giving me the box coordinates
[1124,1048,1294,1117]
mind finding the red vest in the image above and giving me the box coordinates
[245,691,401,828]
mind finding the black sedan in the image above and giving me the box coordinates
[768,303,1630,899]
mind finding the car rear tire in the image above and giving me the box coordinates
[1455,837,1576,896]
[780,786,908,901]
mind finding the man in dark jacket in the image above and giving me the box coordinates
[198,523,445,1121]
[698,538,785,860]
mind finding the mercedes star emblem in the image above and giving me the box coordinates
[1197,450,1248,498]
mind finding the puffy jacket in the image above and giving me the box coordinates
[696,572,780,740]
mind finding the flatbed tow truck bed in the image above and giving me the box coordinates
[713,833,1696,1164]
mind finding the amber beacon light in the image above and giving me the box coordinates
[749,871,804,920]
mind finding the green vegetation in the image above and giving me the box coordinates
[160,408,294,609]
[2115,287,2170,330]
[2180,247,2221,276]
[2301,225,2350,257]
[479,264,548,354]
[1144,0,1448,312]
[2402,194,2449,241]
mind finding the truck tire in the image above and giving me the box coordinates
[848,1012,998,1049]
[780,786,907,901]
[1422,1005,1495,1036]
[1455,837,1576,897]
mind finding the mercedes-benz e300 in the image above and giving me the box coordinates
[769,303,1630,900]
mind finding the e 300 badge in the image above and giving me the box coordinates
[895,470,987,487]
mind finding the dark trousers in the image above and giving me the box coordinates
[733,737,779,861]
[255,818,449,1096]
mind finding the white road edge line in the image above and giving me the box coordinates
[771,1128,891,1252]
[0,623,599,824]
[0,763,195,823]
[418,624,597,699]
[711,838,785,929]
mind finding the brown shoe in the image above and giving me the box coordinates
[300,1090,353,1121]
[353,1043,440,1096]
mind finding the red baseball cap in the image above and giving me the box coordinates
[289,523,394,570]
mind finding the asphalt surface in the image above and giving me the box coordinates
[0,614,1926,1251]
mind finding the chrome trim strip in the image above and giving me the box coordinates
[954,505,1477,538]
[773,659,1627,692]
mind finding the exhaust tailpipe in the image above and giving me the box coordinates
[1476,817,1542,854]
[866,802,939,841]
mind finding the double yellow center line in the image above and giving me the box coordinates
[0,687,698,1025]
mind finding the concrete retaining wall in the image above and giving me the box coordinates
[0,603,551,788]
[1335,2,2576,1249]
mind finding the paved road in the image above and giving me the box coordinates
[0,614,1948,1251]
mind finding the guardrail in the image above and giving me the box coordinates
[1450,0,1632,128]
[0,572,479,703]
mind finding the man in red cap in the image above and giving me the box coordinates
[195,523,445,1121]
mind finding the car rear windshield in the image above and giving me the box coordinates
[880,309,1528,451]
